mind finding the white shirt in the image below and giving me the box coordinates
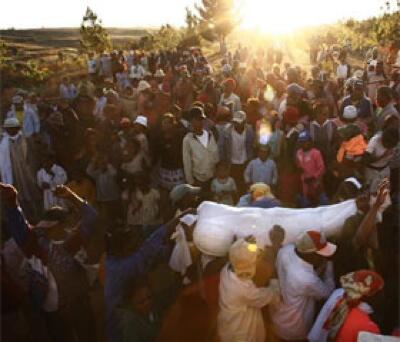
[231,129,247,164]
[337,63,349,79]
[270,244,335,340]
[197,130,209,148]
[93,96,107,121]
[87,59,97,74]
[218,264,280,342]
[220,93,242,112]
[130,64,146,79]
[367,132,395,168]
[37,164,68,210]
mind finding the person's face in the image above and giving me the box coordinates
[302,140,312,151]
[191,117,204,133]
[216,166,229,179]
[258,149,269,161]
[352,87,363,100]
[376,64,384,74]
[131,286,153,316]
[316,110,328,125]
[376,92,389,108]
[5,127,20,136]
[233,121,245,132]
[44,159,54,171]
[180,192,199,209]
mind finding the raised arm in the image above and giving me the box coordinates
[53,185,98,255]
[1,183,44,259]
[354,180,389,249]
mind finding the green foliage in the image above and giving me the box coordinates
[308,9,400,53]
[79,7,111,53]
[179,7,201,48]
[195,0,237,43]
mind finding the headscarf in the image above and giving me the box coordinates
[324,270,384,339]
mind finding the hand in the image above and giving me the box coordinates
[244,235,256,244]
[178,207,197,219]
[0,183,18,207]
[373,178,389,209]
[53,185,72,199]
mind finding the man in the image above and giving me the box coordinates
[375,86,399,131]
[340,79,373,121]
[182,106,219,191]
[1,183,98,342]
[129,59,146,80]
[270,230,336,340]
[0,117,41,219]
[169,183,201,217]
[104,208,194,342]
[218,237,280,342]
[219,110,254,194]
[6,94,40,138]
[219,78,241,112]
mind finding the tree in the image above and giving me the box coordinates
[179,7,201,48]
[79,7,111,53]
[195,0,237,48]
[153,24,182,51]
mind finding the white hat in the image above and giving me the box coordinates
[229,238,258,279]
[344,177,362,190]
[3,117,21,128]
[12,95,23,104]
[154,69,165,78]
[134,115,148,127]
[137,80,151,92]
[353,70,364,79]
[232,110,247,123]
[239,62,247,69]
[295,230,337,257]
[343,105,358,120]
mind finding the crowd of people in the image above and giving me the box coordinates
[1,40,399,342]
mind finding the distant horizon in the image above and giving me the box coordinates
[0,0,392,33]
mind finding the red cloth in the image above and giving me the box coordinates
[335,307,380,342]
[284,106,300,124]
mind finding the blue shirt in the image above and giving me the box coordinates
[7,107,40,137]
[244,158,278,185]
[104,225,168,342]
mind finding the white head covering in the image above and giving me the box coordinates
[134,115,148,128]
[137,80,151,92]
[343,105,358,120]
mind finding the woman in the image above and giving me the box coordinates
[309,270,384,342]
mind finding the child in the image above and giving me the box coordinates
[133,116,151,164]
[86,154,120,224]
[296,130,328,207]
[244,145,278,187]
[211,161,237,205]
[37,154,68,210]
[127,172,161,238]
[121,139,147,176]
[237,182,281,208]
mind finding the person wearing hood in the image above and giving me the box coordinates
[218,237,281,342]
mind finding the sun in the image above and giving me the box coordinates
[238,0,312,35]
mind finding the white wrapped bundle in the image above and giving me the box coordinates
[193,200,358,257]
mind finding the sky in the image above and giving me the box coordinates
[0,0,387,32]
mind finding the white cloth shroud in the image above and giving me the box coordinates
[194,200,359,257]
[169,224,192,275]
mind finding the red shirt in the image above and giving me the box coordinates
[336,307,380,342]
